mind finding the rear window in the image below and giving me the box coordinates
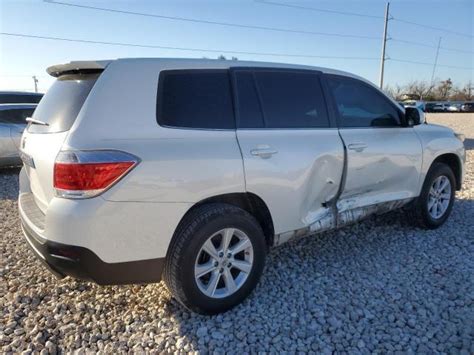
[254,70,329,128]
[0,108,35,124]
[157,70,235,129]
[233,71,265,128]
[28,73,99,133]
[0,94,43,104]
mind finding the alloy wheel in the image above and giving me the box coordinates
[428,175,451,219]
[194,228,254,298]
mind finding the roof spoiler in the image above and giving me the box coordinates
[46,60,112,77]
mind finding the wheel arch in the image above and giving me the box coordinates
[431,153,462,190]
[180,192,275,247]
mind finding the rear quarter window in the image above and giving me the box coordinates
[156,70,235,129]
[28,73,99,133]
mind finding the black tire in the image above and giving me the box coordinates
[409,162,456,229]
[163,203,267,314]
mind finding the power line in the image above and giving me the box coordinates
[255,0,383,19]
[44,0,472,54]
[43,0,379,40]
[0,32,380,60]
[391,17,473,39]
[391,38,473,54]
[257,0,473,38]
[2,32,470,71]
[390,58,471,70]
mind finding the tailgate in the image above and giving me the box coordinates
[20,72,101,213]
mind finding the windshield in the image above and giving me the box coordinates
[28,73,99,133]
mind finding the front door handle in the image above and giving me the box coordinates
[347,143,368,152]
[250,146,278,159]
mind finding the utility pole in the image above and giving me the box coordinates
[32,76,38,93]
[379,2,390,89]
[430,37,442,86]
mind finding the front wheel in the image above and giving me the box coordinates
[410,162,456,229]
[163,203,267,314]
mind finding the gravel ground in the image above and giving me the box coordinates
[1,113,473,353]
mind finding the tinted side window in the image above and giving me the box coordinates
[326,75,401,127]
[157,70,234,129]
[0,108,34,124]
[253,71,329,128]
[233,71,264,128]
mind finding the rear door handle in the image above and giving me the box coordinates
[250,146,278,159]
[347,143,368,152]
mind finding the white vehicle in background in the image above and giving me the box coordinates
[0,104,37,167]
[446,104,461,112]
[432,103,449,112]
[18,58,465,314]
[402,100,426,112]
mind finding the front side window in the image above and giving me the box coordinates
[0,108,34,124]
[326,75,402,128]
[157,70,234,129]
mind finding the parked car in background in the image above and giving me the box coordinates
[18,58,465,314]
[461,102,474,112]
[425,103,436,112]
[0,104,37,166]
[401,100,426,112]
[446,104,461,112]
[0,91,43,104]
[431,103,449,112]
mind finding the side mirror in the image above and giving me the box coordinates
[405,107,425,126]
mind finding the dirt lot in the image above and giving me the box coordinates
[1,113,473,353]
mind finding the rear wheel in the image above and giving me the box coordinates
[163,203,266,314]
[410,163,456,229]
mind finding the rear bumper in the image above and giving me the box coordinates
[20,211,165,285]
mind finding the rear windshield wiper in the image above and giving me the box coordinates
[26,117,49,126]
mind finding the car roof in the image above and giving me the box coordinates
[0,103,38,110]
[46,57,371,84]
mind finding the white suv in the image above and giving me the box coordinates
[18,58,465,314]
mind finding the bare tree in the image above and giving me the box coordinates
[450,81,474,101]
[399,79,472,102]
[434,78,453,100]
[404,81,433,100]
[384,84,404,100]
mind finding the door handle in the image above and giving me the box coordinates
[250,147,278,159]
[347,143,368,152]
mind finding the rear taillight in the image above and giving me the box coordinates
[54,150,139,199]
